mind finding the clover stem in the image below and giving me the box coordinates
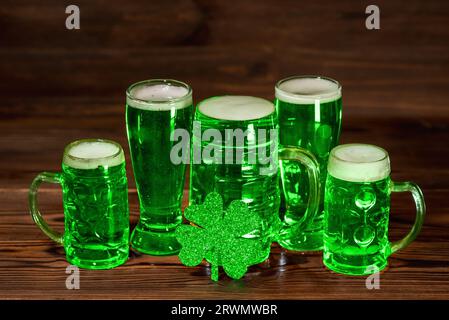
[211,264,219,281]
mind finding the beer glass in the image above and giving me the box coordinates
[29,139,129,269]
[190,95,320,261]
[323,143,426,275]
[126,79,193,255]
[275,75,342,251]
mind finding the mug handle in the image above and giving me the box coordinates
[29,172,64,244]
[389,181,426,253]
[278,147,320,236]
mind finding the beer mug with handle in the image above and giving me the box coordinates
[126,79,194,256]
[275,75,342,251]
[190,95,321,262]
[323,143,426,275]
[29,139,130,269]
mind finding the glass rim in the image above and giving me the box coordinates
[275,75,342,101]
[330,143,389,164]
[126,79,192,105]
[63,138,124,162]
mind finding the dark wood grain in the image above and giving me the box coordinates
[1,188,449,299]
[0,0,449,299]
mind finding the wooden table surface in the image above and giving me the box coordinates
[1,0,449,299]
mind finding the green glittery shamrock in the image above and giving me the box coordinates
[175,192,268,281]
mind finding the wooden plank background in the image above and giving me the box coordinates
[0,0,448,299]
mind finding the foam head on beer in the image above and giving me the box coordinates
[275,76,341,104]
[127,81,192,111]
[327,144,391,183]
[63,140,125,170]
[198,95,275,121]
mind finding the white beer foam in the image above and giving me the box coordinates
[198,96,275,121]
[63,140,125,170]
[127,83,192,111]
[275,77,341,104]
[327,144,390,183]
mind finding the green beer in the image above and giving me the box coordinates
[30,139,129,269]
[275,76,342,251]
[323,144,426,275]
[190,96,320,261]
[190,96,279,260]
[126,79,193,255]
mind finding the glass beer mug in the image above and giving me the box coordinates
[275,75,342,251]
[29,139,130,269]
[189,95,321,261]
[323,143,426,275]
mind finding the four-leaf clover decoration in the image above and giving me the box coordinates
[175,192,269,281]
